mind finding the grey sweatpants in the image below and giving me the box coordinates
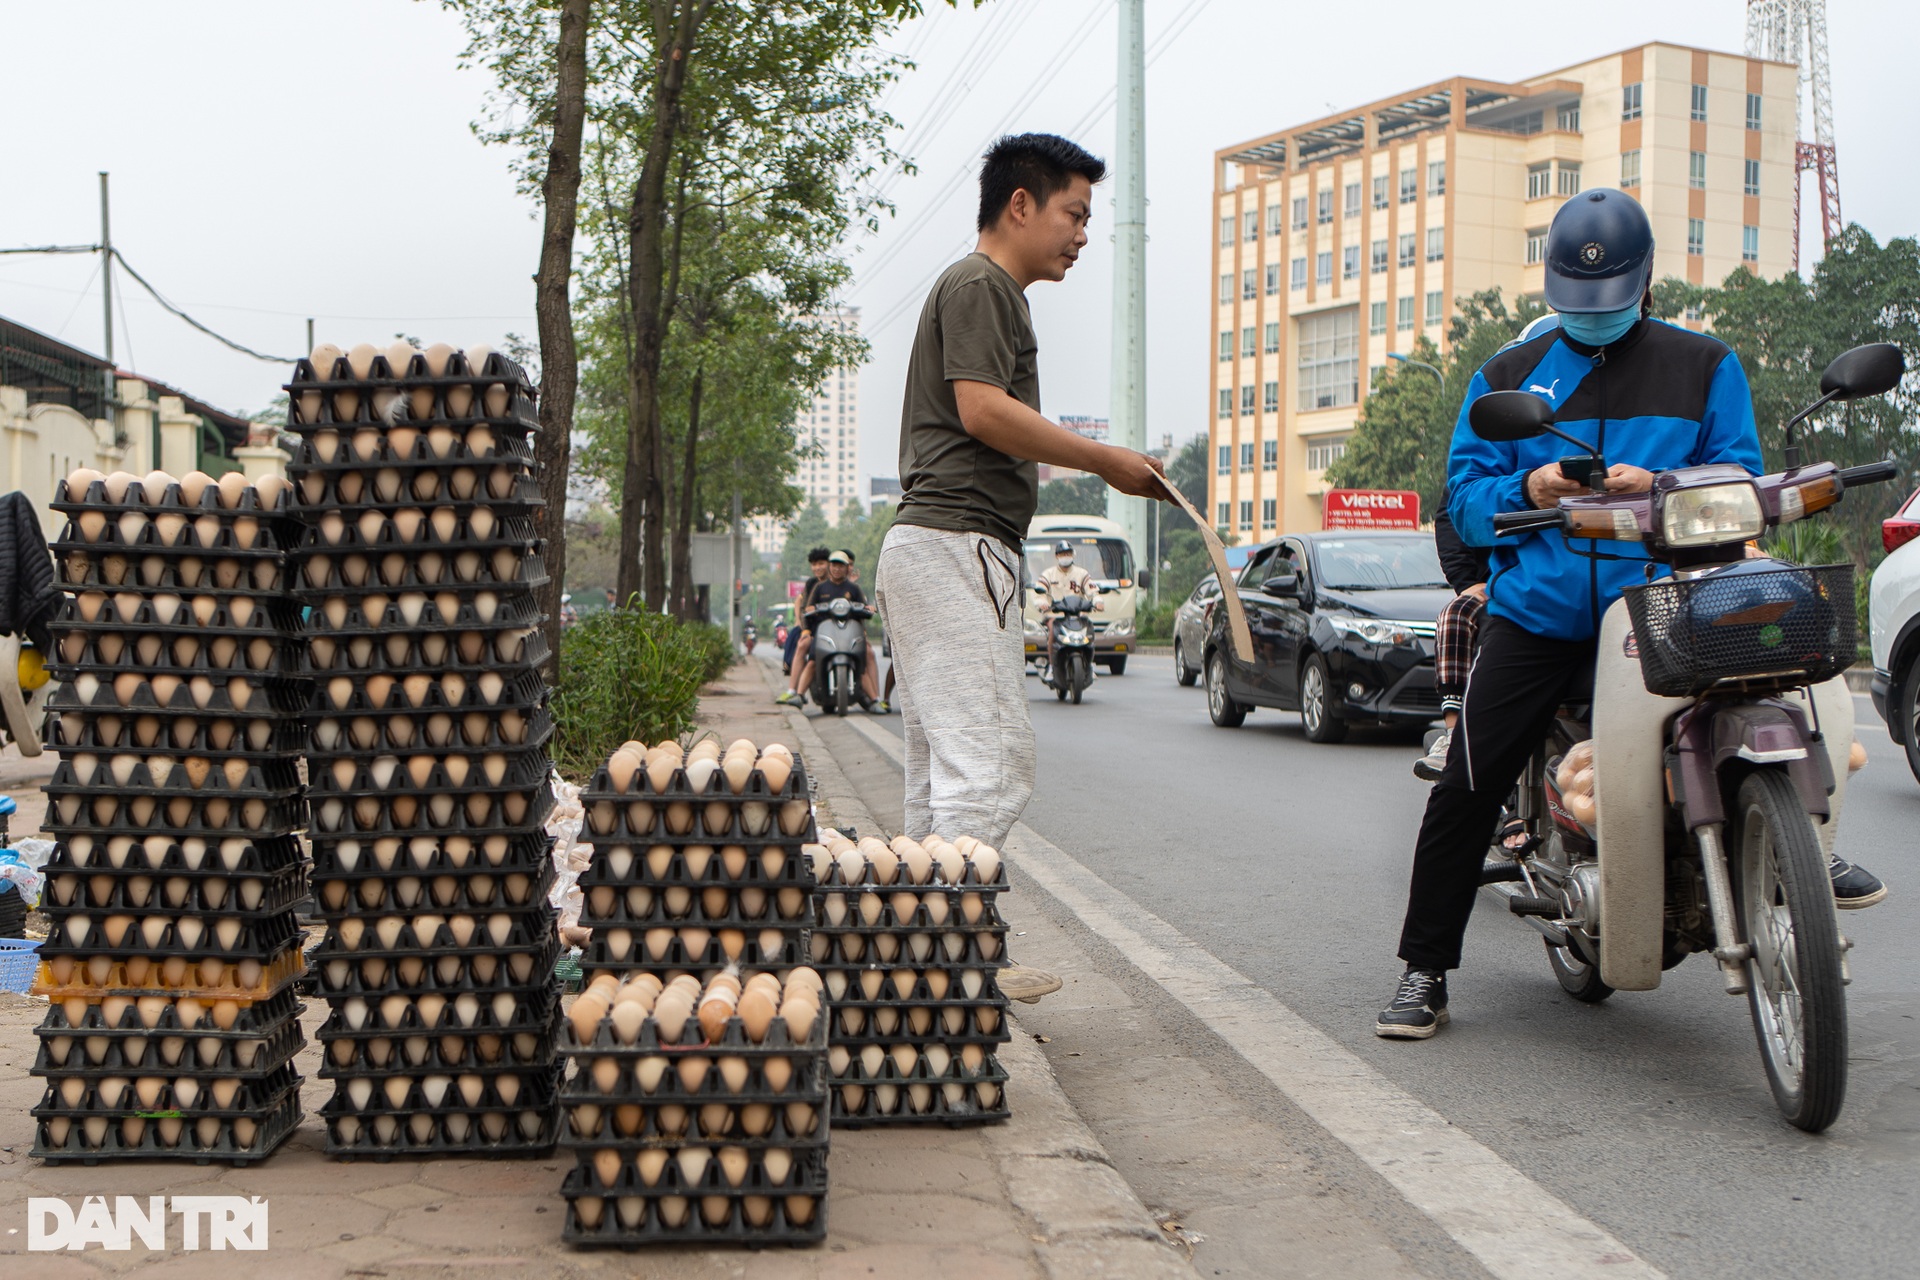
[874,523,1035,845]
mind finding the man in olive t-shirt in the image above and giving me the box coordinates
[873,133,1166,847]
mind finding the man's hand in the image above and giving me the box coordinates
[1098,446,1169,499]
[1463,582,1488,601]
[1603,463,1655,494]
[1526,465,1588,509]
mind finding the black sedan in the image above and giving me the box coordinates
[1201,530,1452,742]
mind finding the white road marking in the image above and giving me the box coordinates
[840,713,1665,1280]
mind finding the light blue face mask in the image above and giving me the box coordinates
[1558,303,1640,347]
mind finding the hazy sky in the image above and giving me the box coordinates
[3,0,1914,494]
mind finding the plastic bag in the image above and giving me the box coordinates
[0,837,53,907]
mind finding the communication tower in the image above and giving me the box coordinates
[1745,0,1842,269]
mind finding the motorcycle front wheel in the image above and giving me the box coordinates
[832,669,850,717]
[1730,768,1847,1133]
[1069,654,1084,704]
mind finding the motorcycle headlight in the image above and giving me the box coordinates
[1661,482,1764,548]
[1326,614,1419,646]
[830,598,851,617]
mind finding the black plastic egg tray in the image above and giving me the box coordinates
[306,787,552,840]
[580,799,815,848]
[283,349,538,428]
[54,476,294,516]
[53,517,298,559]
[306,829,553,879]
[555,1094,828,1153]
[293,550,547,596]
[827,1008,1010,1050]
[49,711,308,760]
[297,511,540,555]
[39,985,305,1036]
[559,1149,827,1247]
[809,928,1007,969]
[318,1027,555,1075]
[302,669,546,719]
[52,591,305,636]
[49,832,305,878]
[307,703,552,756]
[287,468,543,515]
[34,1062,302,1120]
[829,1053,1008,1128]
[319,1083,559,1160]
[289,425,535,473]
[318,1058,559,1115]
[301,626,550,678]
[40,796,306,843]
[58,558,291,596]
[50,639,303,682]
[48,755,302,796]
[811,890,1008,934]
[294,586,543,635]
[312,858,553,916]
[33,1012,304,1078]
[305,747,550,798]
[37,904,302,963]
[582,927,810,976]
[577,883,814,931]
[582,757,812,806]
[812,854,1008,892]
[32,1084,302,1166]
[40,859,306,917]
[308,934,559,999]
[315,980,558,1043]
[48,673,309,719]
[577,842,813,891]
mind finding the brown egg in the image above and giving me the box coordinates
[102,471,139,503]
[216,471,249,510]
[77,510,106,542]
[65,466,105,500]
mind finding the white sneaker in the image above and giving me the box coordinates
[1414,728,1451,781]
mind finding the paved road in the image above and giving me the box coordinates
[817,654,1918,1279]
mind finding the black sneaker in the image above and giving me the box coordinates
[1830,854,1887,909]
[1375,968,1449,1039]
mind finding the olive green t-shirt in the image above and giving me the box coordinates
[894,253,1040,554]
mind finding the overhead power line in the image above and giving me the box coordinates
[108,250,300,364]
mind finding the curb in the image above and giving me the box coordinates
[760,663,1197,1278]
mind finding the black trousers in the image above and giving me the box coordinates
[1397,615,1597,972]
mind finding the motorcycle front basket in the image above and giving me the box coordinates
[1621,563,1855,697]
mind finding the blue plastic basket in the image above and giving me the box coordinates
[0,937,40,994]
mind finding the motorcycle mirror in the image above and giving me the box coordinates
[1468,390,1556,442]
[1819,343,1905,402]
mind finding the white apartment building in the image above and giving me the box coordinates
[748,306,863,556]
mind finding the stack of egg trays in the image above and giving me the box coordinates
[31,475,311,1165]
[283,348,562,1160]
[556,998,830,1245]
[574,755,817,981]
[811,854,1012,1128]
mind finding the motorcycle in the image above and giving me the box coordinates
[807,597,873,717]
[1473,341,1904,1133]
[1034,587,1096,704]
[743,621,758,656]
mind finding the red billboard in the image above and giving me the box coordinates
[1323,488,1420,530]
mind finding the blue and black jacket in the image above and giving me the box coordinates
[1446,318,1763,642]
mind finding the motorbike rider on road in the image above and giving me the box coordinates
[1036,539,1102,680]
[783,551,880,708]
[1376,188,1887,1041]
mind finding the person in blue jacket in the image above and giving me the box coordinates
[1376,189,1884,1040]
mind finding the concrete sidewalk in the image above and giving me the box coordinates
[0,659,1193,1279]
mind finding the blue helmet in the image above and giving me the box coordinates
[1680,560,1838,663]
[1544,189,1654,314]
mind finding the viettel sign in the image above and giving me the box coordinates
[1324,489,1420,530]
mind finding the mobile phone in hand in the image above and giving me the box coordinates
[1558,455,1604,485]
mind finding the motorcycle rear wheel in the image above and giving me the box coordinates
[1545,936,1613,1003]
[1730,768,1847,1133]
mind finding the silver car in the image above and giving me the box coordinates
[1171,572,1220,687]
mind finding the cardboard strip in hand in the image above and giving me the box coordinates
[1154,474,1253,664]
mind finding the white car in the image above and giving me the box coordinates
[1867,486,1920,780]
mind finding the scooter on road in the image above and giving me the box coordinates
[1034,589,1097,704]
[807,597,874,717]
[1473,342,1904,1133]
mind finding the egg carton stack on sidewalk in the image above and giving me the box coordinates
[30,469,311,1165]
[282,341,561,1159]
[556,967,830,1245]
[557,740,826,1244]
[809,831,1011,1126]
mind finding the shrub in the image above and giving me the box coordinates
[550,609,735,780]
[1134,599,1179,643]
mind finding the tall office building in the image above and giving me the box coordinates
[748,306,863,557]
[1208,42,1798,538]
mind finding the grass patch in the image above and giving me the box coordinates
[550,609,734,781]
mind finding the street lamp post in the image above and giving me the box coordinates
[1387,351,1445,388]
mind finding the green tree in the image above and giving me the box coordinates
[1033,474,1107,516]
[777,500,830,584]
[1328,289,1549,519]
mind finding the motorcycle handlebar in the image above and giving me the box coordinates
[1491,509,1568,536]
[1838,461,1899,487]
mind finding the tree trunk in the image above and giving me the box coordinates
[616,0,712,611]
[670,366,703,619]
[533,0,591,671]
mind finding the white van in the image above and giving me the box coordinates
[1023,514,1146,675]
